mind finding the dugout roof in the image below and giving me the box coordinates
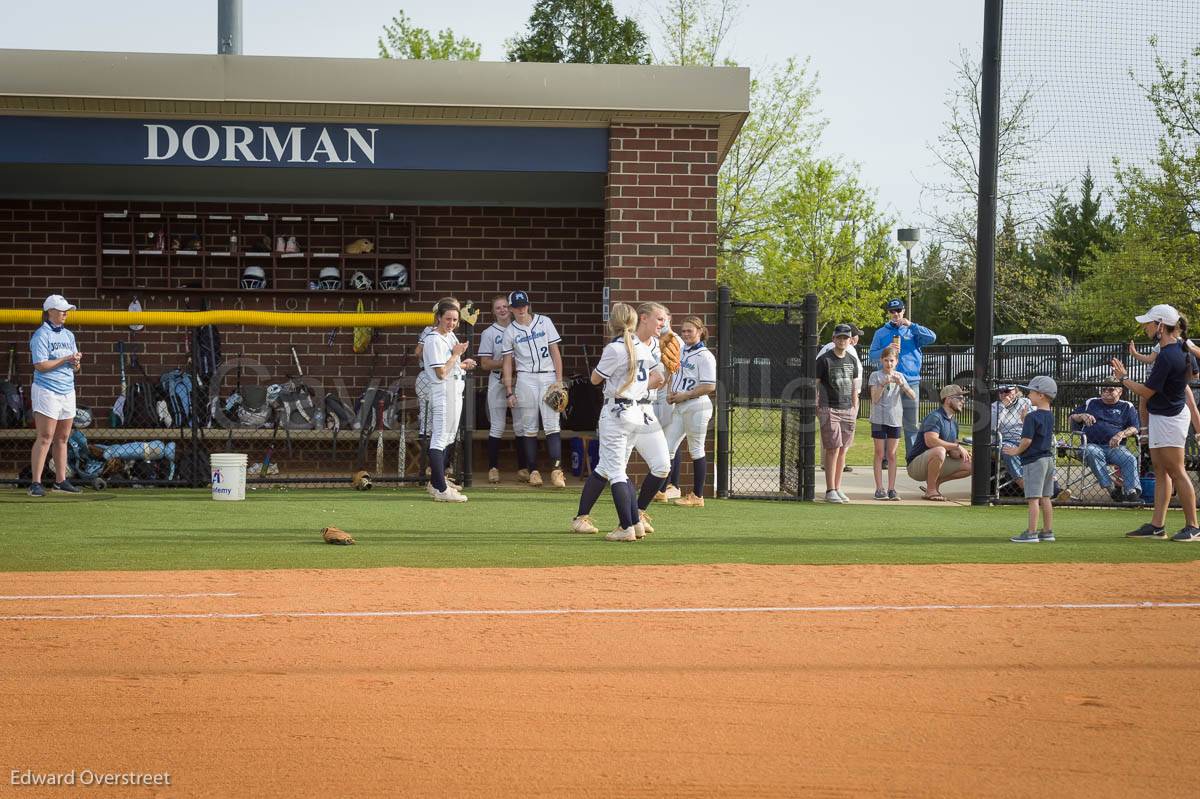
[0,49,750,206]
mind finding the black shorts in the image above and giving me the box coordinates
[871,424,901,440]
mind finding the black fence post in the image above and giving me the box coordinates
[716,285,732,498]
[800,293,819,501]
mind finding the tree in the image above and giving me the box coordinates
[377,10,481,61]
[1029,169,1118,283]
[506,0,649,64]
[721,158,901,336]
[651,0,740,66]
[1067,38,1200,339]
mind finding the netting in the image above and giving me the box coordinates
[1002,0,1199,205]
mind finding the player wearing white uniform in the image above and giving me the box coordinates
[476,295,528,483]
[422,300,476,502]
[663,316,718,507]
[651,314,685,502]
[570,302,672,540]
[414,298,461,490]
[501,290,567,488]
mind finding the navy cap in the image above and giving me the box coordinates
[507,290,530,307]
[833,323,853,337]
[885,298,905,312]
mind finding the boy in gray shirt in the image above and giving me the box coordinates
[869,347,916,499]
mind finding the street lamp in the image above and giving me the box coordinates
[897,227,921,312]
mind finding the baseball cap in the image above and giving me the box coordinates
[1020,376,1058,398]
[939,384,965,400]
[997,384,1016,392]
[885,298,905,312]
[507,290,530,307]
[43,294,76,312]
[833,323,853,337]
[1134,304,1180,326]
[847,324,863,337]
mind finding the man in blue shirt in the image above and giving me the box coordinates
[1068,386,1141,503]
[905,383,972,500]
[868,298,937,456]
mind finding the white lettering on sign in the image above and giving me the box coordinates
[143,124,380,165]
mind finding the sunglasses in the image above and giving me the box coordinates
[1100,386,1121,393]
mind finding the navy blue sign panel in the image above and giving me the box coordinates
[0,116,609,173]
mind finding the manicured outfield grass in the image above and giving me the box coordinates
[2,488,1197,573]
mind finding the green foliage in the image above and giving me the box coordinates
[377,10,481,61]
[721,158,900,336]
[651,0,740,67]
[507,0,649,64]
[1030,169,1119,283]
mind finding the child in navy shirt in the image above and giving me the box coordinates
[1002,376,1061,542]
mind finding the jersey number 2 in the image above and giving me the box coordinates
[539,346,549,358]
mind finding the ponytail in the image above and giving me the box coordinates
[608,303,639,394]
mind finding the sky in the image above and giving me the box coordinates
[0,0,987,246]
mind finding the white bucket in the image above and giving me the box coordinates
[210,453,248,501]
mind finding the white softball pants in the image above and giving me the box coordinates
[663,396,713,459]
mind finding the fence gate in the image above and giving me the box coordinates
[716,288,818,500]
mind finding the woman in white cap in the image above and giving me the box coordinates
[28,295,84,496]
[1112,304,1200,541]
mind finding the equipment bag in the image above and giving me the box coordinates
[0,380,22,428]
[66,429,106,480]
[159,368,194,428]
[324,393,357,430]
[233,385,273,428]
[192,324,222,385]
[355,386,393,431]
[276,382,320,430]
[123,379,161,428]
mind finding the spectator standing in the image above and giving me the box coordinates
[818,324,861,359]
[1069,386,1141,503]
[816,324,861,503]
[991,385,1033,491]
[868,347,914,500]
[868,299,936,456]
[1004,377,1063,543]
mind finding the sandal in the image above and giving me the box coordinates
[923,491,947,502]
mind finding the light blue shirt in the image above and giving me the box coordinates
[868,321,937,380]
[30,322,77,395]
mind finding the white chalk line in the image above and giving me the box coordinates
[1,601,1199,622]
[0,592,238,602]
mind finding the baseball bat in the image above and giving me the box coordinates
[375,396,385,476]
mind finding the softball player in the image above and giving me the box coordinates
[652,313,685,502]
[415,298,460,491]
[571,302,672,540]
[422,299,476,502]
[662,316,717,507]
[501,290,567,488]
[476,295,528,483]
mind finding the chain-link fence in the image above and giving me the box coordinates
[716,290,818,500]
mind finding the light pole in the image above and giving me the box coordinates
[897,227,921,312]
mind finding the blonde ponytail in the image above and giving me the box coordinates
[608,303,639,394]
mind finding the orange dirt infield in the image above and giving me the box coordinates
[2,562,1198,798]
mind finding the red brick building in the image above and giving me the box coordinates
[0,49,748,483]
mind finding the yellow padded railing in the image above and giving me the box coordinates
[0,309,434,328]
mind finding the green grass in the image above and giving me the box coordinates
[1,488,1196,573]
[732,408,876,466]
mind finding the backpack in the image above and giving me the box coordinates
[66,429,106,480]
[0,380,23,428]
[275,382,320,430]
[563,374,603,432]
[160,368,194,428]
[324,393,357,431]
[228,385,273,428]
[123,379,160,427]
[192,324,222,385]
[355,385,393,432]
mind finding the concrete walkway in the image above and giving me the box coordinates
[823,465,972,506]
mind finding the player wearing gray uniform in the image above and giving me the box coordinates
[422,299,476,502]
[501,290,567,488]
[570,302,672,539]
[663,316,718,507]
[476,295,527,483]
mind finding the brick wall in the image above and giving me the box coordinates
[603,123,720,495]
[0,201,604,412]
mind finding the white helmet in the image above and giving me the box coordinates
[316,266,341,290]
[350,271,373,290]
[380,263,408,290]
[240,265,267,290]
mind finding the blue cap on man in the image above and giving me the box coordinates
[885,298,905,312]
[507,290,530,307]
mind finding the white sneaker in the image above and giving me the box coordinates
[285,235,300,253]
[836,490,850,502]
[528,470,543,487]
[517,468,530,482]
[824,490,844,503]
[571,515,599,534]
[605,526,637,542]
[274,235,286,253]
[550,469,567,488]
[433,487,467,502]
[488,468,500,484]
[633,522,646,539]
[663,485,682,501]
[638,510,655,534]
